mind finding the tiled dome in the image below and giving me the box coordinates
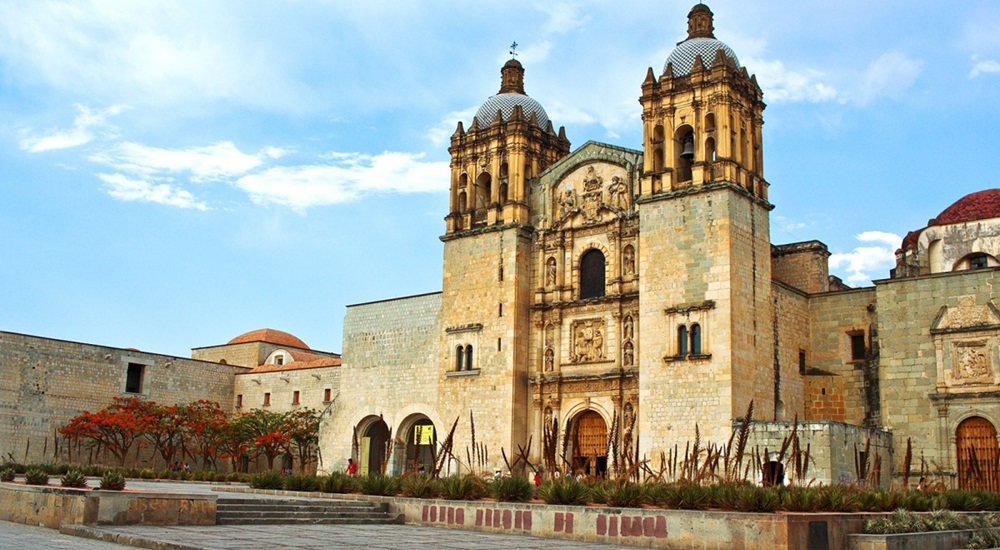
[932,189,1000,226]
[665,37,740,77]
[227,328,309,350]
[474,93,550,129]
[473,58,550,129]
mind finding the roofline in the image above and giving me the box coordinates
[346,290,443,309]
[1,330,252,370]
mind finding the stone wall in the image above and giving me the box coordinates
[0,331,242,466]
[746,420,893,487]
[773,282,810,421]
[324,292,442,475]
[874,268,1000,481]
[772,241,831,294]
[807,288,876,426]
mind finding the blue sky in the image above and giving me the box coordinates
[2,1,999,357]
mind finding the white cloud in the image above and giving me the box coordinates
[849,51,923,105]
[234,152,448,212]
[970,57,1000,78]
[538,3,589,35]
[745,58,838,103]
[99,173,208,211]
[20,104,128,152]
[90,141,267,182]
[829,231,901,285]
[426,106,479,148]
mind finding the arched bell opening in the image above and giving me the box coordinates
[674,126,694,183]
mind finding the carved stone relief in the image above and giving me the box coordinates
[953,340,992,382]
[571,319,606,363]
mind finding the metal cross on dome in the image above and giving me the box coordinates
[509,41,518,58]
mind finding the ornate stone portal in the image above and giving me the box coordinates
[571,319,607,363]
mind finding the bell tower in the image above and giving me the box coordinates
[438,58,570,463]
[636,4,776,451]
[445,59,569,234]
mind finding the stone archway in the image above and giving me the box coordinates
[957,416,1000,491]
[399,415,437,475]
[360,417,390,476]
[572,410,608,478]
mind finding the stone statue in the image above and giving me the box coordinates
[623,246,635,276]
[623,342,634,366]
[544,348,554,372]
[608,175,628,209]
[623,315,634,341]
[558,189,576,217]
[545,257,557,286]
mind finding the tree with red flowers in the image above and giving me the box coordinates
[179,400,229,470]
[59,396,149,466]
[236,409,291,470]
[286,408,322,473]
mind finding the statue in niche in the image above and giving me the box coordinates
[544,347,554,372]
[572,319,607,363]
[544,407,553,427]
[623,342,634,367]
[623,402,634,428]
[608,175,628,209]
[623,246,635,277]
[623,315,634,341]
[545,257,557,286]
[558,188,576,217]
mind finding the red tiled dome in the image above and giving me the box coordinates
[932,189,1000,226]
[227,329,309,350]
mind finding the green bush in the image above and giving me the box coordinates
[225,471,244,483]
[248,470,284,490]
[490,476,534,502]
[358,473,400,496]
[815,484,860,513]
[439,474,487,501]
[284,474,321,492]
[24,468,50,486]
[60,469,88,488]
[538,477,591,505]
[0,467,15,482]
[100,471,126,491]
[780,486,820,512]
[588,479,611,504]
[1,462,26,475]
[605,480,646,508]
[401,474,439,499]
[137,468,156,480]
[321,472,358,494]
[662,481,710,510]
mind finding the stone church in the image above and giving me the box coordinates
[3,4,1000,490]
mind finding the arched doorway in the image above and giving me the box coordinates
[402,416,437,475]
[572,411,608,478]
[957,416,1000,491]
[361,418,390,476]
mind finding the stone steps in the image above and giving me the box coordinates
[216,497,403,525]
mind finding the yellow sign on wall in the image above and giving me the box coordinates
[413,425,434,445]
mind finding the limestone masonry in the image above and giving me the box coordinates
[3,4,1000,490]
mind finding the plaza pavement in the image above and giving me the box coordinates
[0,480,638,550]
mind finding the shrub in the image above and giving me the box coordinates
[401,474,439,499]
[61,469,88,488]
[605,480,646,508]
[0,467,15,482]
[588,479,611,504]
[439,474,487,501]
[662,481,710,510]
[490,476,534,502]
[248,470,284,490]
[284,474,321,492]
[225,471,244,483]
[2,462,26,474]
[358,473,400,496]
[137,468,157,480]
[815,484,860,513]
[100,471,126,491]
[538,477,591,506]
[321,472,358,494]
[24,469,50,486]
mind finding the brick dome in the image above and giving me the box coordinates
[227,328,309,350]
[931,189,1000,226]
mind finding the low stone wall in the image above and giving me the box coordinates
[0,483,217,527]
[847,530,974,550]
[217,488,874,549]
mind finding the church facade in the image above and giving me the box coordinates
[3,4,1000,490]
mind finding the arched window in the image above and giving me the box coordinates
[705,113,716,132]
[690,324,702,355]
[579,249,606,299]
[499,182,509,204]
[455,346,464,371]
[458,191,467,212]
[652,125,665,172]
[475,173,492,210]
[465,345,474,371]
[678,325,688,356]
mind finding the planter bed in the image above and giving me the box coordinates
[0,482,216,528]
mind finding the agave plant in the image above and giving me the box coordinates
[60,469,89,488]
[100,471,126,491]
[24,469,50,486]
